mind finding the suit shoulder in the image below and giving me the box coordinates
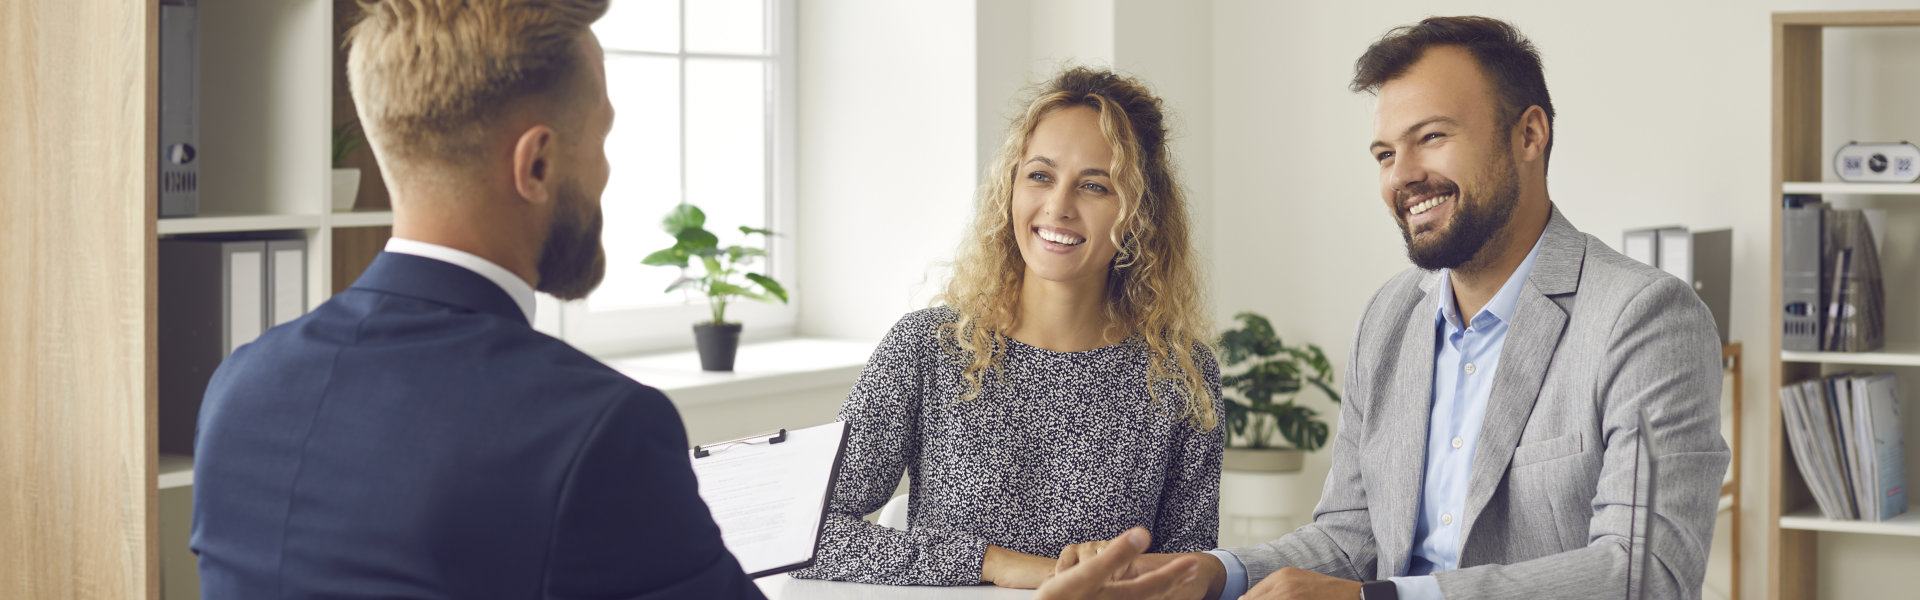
[1576,233,1671,289]
[512,329,673,406]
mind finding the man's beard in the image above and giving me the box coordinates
[535,181,607,301]
[1397,154,1521,272]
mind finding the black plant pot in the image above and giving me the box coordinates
[693,322,744,371]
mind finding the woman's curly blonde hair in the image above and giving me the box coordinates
[937,67,1215,430]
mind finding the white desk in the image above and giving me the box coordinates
[757,574,1036,599]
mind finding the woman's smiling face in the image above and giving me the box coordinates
[1011,105,1123,287]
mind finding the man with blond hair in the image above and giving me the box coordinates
[190,1,764,597]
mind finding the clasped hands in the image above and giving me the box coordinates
[999,532,1361,600]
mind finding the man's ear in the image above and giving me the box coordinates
[512,124,559,205]
[1514,105,1551,164]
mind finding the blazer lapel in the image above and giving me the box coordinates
[1376,271,1443,579]
[1458,207,1583,548]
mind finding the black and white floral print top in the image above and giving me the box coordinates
[787,307,1224,586]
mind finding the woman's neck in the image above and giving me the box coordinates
[1005,268,1124,352]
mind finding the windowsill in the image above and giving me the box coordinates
[601,337,876,407]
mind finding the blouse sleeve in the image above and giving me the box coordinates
[1149,346,1225,553]
[785,313,991,585]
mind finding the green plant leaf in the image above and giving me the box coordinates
[1260,402,1329,452]
[743,272,788,303]
[739,226,777,236]
[708,280,756,299]
[1217,312,1284,365]
[674,227,720,250]
[1305,377,1342,404]
[699,255,724,279]
[331,121,365,169]
[663,276,702,293]
[640,247,691,267]
[662,204,706,234]
[727,246,769,262]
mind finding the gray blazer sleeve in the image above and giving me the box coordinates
[1431,275,1727,600]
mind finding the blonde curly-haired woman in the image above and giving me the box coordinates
[788,67,1223,589]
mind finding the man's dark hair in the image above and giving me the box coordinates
[1351,16,1554,171]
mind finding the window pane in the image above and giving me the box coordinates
[685,0,766,55]
[685,59,768,261]
[590,55,682,312]
[594,0,678,53]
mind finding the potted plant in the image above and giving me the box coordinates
[1215,311,1341,472]
[1214,311,1342,545]
[331,120,365,211]
[642,204,788,371]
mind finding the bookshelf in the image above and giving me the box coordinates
[0,0,401,596]
[1768,10,1920,600]
[1781,507,1920,537]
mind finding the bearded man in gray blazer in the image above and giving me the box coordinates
[1055,16,1728,600]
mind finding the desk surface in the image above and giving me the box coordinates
[757,574,1036,599]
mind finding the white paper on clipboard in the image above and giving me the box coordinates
[689,421,849,578]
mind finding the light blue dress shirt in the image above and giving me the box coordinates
[1208,235,1543,600]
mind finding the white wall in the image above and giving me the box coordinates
[793,0,979,341]
[1209,1,1920,598]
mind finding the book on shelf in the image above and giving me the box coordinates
[1780,372,1907,521]
[1823,209,1885,352]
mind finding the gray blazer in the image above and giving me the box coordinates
[1226,207,1728,600]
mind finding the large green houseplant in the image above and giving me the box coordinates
[1215,312,1341,472]
[642,204,788,371]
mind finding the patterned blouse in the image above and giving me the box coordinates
[788,307,1224,586]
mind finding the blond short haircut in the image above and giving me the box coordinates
[346,0,609,164]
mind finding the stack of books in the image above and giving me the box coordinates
[1781,373,1908,521]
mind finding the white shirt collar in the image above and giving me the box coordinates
[383,237,537,323]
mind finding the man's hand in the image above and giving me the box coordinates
[1054,541,1223,600]
[1240,567,1362,600]
[1034,528,1201,600]
[981,545,1055,589]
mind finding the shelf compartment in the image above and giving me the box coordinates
[157,212,324,235]
[1781,343,1920,366]
[1780,507,1920,536]
[1782,182,1920,195]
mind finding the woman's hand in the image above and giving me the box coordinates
[1055,539,1116,577]
[982,545,1057,589]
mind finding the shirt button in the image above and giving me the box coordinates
[1442,513,1454,525]
[1452,437,1464,449]
[1464,363,1477,374]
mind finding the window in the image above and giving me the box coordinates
[545,0,796,355]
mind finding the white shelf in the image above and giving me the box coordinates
[1781,343,1920,366]
[157,212,324,235]
[329,209,395,229]
[604,338,875,406]
[1780,507,1920,536]
[1782,181,1920,195]
[158,454,193,490]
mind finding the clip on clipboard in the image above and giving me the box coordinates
[693,428,788,458]
[687,421,849,578]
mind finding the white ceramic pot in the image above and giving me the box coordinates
[1219,448,1311,547]
[331,168,361,211]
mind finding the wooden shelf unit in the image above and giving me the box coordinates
[1768,10,1920,600]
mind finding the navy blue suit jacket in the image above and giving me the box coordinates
[191,252,764,599]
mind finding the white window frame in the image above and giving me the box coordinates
[547,0,799,357]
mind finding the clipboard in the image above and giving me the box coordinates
[688,421,850,578]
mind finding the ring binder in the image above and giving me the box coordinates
[693,428,788,458]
